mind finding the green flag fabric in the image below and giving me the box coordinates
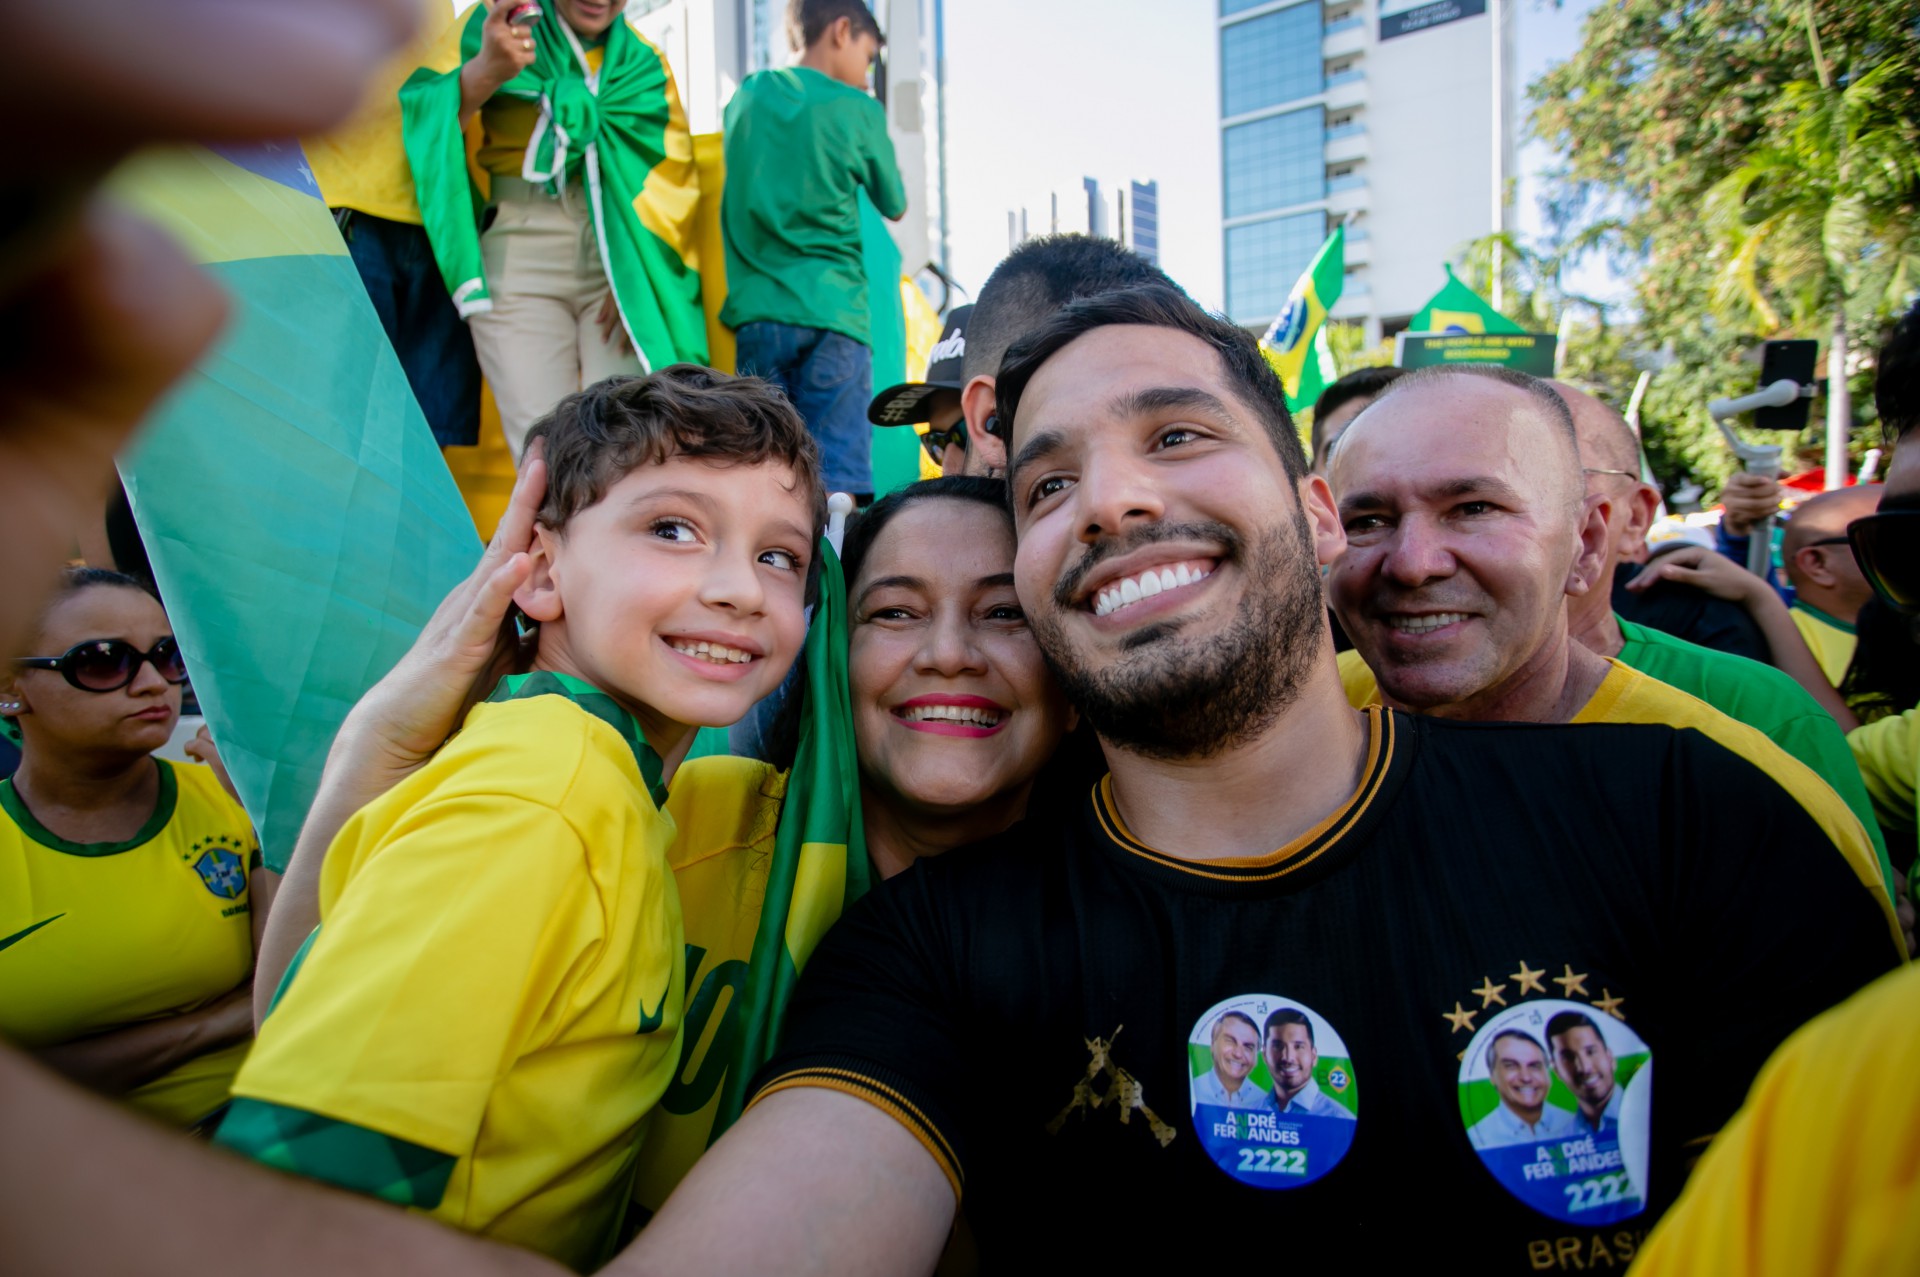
[1409,265,1525,335]
[400,7,707,368]
[712,539,871,1135]
[1259,225,1345,413]
[112,144,480,870]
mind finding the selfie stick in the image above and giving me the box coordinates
[1708,380,1802,577]
[826,492,856,556]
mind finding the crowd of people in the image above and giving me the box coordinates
[4,0,1920,1275]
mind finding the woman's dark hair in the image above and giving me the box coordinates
[1841,596,1920,724]
[839,476,1013,593]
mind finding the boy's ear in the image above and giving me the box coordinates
[961,375,1007,476]
[514,524,565,624]
[828,14,853,47]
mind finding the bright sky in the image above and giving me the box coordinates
[939,0,1608,313]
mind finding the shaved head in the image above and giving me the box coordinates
[1783,484,1882,559]
[1552,381,1639,478]
[1341,365,1584,515]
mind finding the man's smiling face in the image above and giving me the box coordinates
[1005,324,1344,759]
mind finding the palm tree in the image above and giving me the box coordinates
[1702,10,1920,485]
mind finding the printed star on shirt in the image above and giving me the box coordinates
[1591,989,1626,1020]
[1442,1001,1479,1034]
[1473,976,1508,1008]
[1510,960,1546,996]
[1553,964,1589,998]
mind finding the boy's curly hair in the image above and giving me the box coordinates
[527,366,826,540]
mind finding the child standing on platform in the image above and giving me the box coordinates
[722,0,907,500]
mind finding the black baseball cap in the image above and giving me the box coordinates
[869,305,972,426]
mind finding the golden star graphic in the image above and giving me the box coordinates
[1510,960,1547,996]
[1553,964,1590,998]
[1443,1001,1479,1034]
[1473,976,1509,1008]
[1592,988,1626,1020]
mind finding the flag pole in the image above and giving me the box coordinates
[1489,0,1505,314]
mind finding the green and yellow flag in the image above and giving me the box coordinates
[1260,225,1345,413]
[630,538,869,1219]
[1409,265,1524,336]
[399,5,707,367]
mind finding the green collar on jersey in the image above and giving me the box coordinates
[485,671,668,807]
[1789,600,1857,636]
[0,758,178,857]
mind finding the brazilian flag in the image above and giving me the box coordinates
[1260,225,1345,413]
[110,144,480,869]
[1410,265,1525,336]
[400,4,707,368]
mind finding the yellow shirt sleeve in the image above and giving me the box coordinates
[1849,707,1919,835]
[1336,649,1381,708]
[1631,962,1920,1277]
[233,790,612,1155]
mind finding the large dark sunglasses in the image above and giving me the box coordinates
[1848,511,1920,615]
[921,420,968,465]
[16,637,189,692]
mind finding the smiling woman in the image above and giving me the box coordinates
[842,477,1077,879]
[0,569,261,1130]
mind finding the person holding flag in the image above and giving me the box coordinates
[401,0,708,459]
[1259,223,1344,414]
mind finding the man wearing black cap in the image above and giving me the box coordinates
[868,304,972,475]
[871,234,1176,478]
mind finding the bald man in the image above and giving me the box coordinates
[1325,365,1899,901]
[1553,383,1890,888]
[1783,485,1884,687]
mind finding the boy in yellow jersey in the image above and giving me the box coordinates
[216,366,824,1272]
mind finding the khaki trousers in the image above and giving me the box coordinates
[470,175,643,459]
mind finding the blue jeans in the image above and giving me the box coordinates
[733,322,873,496]
[338,210,483,448]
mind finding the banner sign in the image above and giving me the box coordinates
[1396,332,1558,377]
[1380,0,1487,40]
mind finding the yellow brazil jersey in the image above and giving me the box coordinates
[630,754,789,1217]
[0,760,257,1127]
[303,0,450,222]
[1789,602,1858,690]
[1335,651,1903,954]
[1851,707,1918,835]
[220,688,685,1273]
[1632,961,1920,1276]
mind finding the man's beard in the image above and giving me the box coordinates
[1033,512,1326,761]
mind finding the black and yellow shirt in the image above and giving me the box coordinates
[752,710,1899,1272]
[217,676,684,1273]
[0,760,257,1127]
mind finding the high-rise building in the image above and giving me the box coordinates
[1217,0,1516,341]
[1130,180,1160,266]
[628,0,949,278]
[1006,176,1162,262]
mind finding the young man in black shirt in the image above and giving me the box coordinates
[629,286,1900,1274]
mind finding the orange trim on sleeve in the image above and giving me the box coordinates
[750,1068,964,1203]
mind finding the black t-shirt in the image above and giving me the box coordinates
[1613,562,1772,664]
[754,709,1897,1272]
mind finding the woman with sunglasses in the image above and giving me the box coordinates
[0,568,262,1129]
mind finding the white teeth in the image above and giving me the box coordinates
[1091,562,1214,618]
[669,640,754,664]
[1387,612,1470,635]
[899,704,1004,726]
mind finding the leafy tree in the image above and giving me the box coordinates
[1528,0,1920,494]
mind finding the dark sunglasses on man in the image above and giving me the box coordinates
[16,637,189,692]
[921,419,967,465]
[1848,510,1920,615]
